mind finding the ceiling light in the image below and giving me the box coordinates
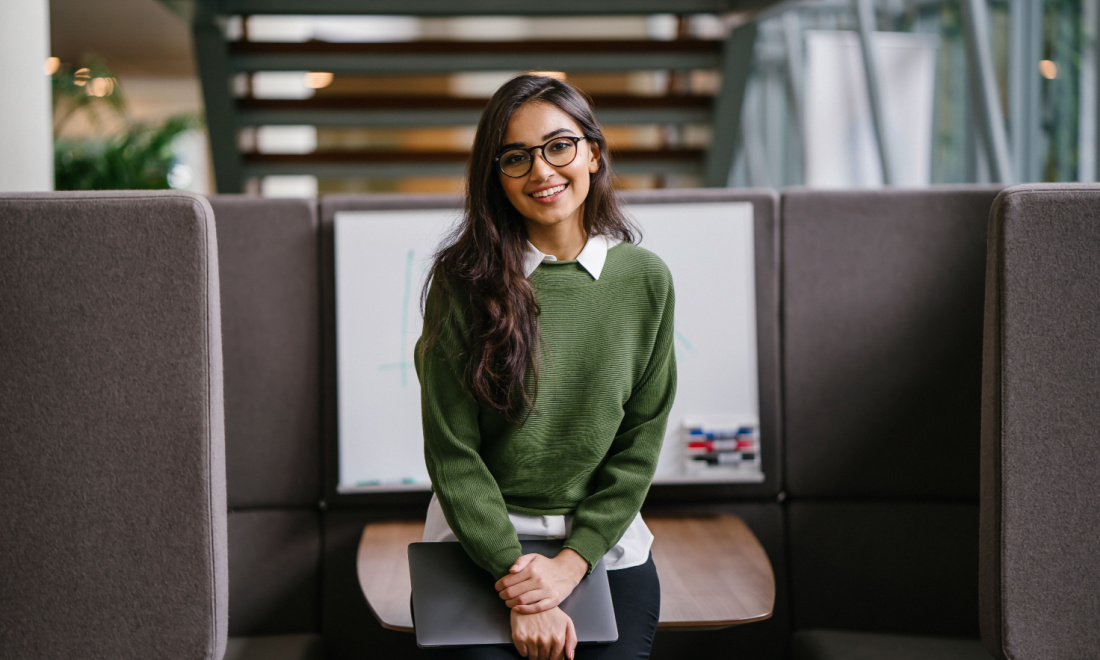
[527,71,567,80]
[1039,60,1057,80]
[304,71,334,89]
[45,57,60,76]
[86,77,116,97]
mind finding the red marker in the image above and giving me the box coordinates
[687,439,756,452]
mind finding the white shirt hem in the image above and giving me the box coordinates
[422,493,653,571]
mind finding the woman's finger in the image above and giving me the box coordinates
[565,616,578,660]
[506,589,547,608]
[550,629,565,660]
[501,582,540,603]
[511,553,538,573]
[497,555,541,592]
[512,597,555,614]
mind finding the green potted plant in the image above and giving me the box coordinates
[52,56,201,191]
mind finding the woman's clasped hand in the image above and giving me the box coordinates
[496,548,589,614]
[510,606,578,660]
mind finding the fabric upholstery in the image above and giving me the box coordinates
[792,629,991,660]
[228,510,322,636]
[981,184,1100,659]
[0,191,228,659]
[783,187,1000,499]
[209,196,321,509]
[788,502,979,637]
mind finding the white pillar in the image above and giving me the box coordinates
[0,0,53,192]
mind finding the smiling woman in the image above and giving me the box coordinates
[412,75,676,660]
[496,106,599,258]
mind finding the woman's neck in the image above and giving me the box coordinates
[526,219,588,261]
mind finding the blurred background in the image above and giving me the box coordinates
[3,0,1096,196]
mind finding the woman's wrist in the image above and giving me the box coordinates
[555,548,589,583]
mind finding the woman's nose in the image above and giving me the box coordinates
[528,150,555,178]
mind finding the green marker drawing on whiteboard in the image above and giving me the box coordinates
[400,249,414,387]
[377,249,416,387]
[674,328,695,355]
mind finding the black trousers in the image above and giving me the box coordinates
[420,553,661,660]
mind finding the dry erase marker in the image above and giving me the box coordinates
[686,426,756,440]
[691,453,741,466]
[687,439,756,452]
[690,452,757,465]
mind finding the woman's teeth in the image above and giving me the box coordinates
[531,184,566,199]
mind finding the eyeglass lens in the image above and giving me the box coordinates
[499,138,579,177]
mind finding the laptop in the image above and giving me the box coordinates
[408,539,618,648]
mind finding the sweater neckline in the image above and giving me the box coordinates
[529,243,627,287]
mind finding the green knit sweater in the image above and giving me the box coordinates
[415,241,677,579]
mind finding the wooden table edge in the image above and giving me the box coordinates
[658,611,775,631]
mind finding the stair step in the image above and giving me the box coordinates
[218,0,744,15]
[242,148,705,177]
[237,94,714,127]
[229,39,722,73]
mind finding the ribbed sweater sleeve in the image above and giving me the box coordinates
[415,280,523,579]
[562,277,677,573]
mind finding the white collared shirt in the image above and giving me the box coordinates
[521,233,621,280]
[423,234,654,571]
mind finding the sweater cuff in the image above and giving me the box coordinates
[561,526,608,576]
[483,545,524,581]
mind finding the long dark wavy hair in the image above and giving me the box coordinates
[420,74,638,422]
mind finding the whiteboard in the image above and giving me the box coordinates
[334,201,760,493]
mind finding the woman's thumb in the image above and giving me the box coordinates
[510,553,536,573]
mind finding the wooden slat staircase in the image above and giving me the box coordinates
[166,1,770,192]
[236,94,715,127]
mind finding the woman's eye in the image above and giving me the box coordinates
[547,140,573,152]
[503,152,529,165]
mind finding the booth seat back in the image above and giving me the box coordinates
[981,184,1100,659]
[203,186,1061,659]
[208,196,323,640]
[782,187,1001,637]
[0,191,228,659]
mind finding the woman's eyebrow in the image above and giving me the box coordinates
[499,128,578,151]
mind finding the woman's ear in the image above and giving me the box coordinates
[588,142,601,173]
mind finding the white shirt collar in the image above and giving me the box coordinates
[522,234,621,280]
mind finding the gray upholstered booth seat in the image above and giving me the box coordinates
[208,196,325,656]
[980,184,1100,659]
[781,187,1001,656]
[792,630,992,660]
[209,196,321,511]
[0,191,228,659]
[783,186,1000,501]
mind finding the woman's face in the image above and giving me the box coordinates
[497,101,600,236]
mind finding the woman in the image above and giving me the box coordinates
[415,74,677,660]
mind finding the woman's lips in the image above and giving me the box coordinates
[528,183,567,203]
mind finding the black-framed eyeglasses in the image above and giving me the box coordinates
[494,136,587,178]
